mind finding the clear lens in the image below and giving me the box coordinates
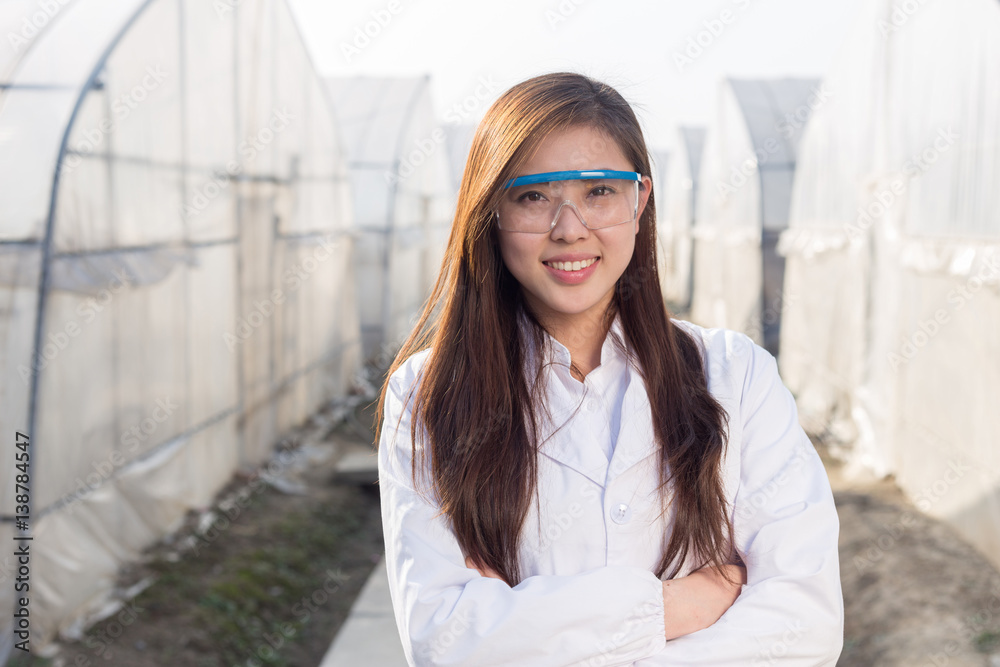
[497,178,639,233]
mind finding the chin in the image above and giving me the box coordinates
[538,293,606,317]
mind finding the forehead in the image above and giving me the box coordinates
[520,125,631,174]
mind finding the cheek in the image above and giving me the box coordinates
[498,236,538,279]
[598,229,637,272]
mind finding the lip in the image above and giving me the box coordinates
[542,257,600,285]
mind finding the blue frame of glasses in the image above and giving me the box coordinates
[503,169,642,189]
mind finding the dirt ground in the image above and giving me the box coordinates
[825,443,1000,667]
[12,372,1000,666]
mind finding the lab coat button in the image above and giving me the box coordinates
[586,399,599,411]
[611,503,631,524]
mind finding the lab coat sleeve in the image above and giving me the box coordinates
[633,338,844,667]
[378,363,668,667]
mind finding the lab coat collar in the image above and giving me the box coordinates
[516,309,659,487]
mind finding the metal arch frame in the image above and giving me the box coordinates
[25,0,159,522]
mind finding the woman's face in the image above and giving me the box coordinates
[496,124,652,326]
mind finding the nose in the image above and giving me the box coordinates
[549,200,590,241]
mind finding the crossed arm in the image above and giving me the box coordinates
[465,556,747,642]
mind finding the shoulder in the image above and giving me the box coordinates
[379,348,435,490]
[381,348,435,441]
[670,318,757,375]
[669,318,777,412]
[386,347,434,399]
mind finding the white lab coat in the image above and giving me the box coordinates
[377,315,844,666]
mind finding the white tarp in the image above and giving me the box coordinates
[691,77,822,354]
[444,122,476,195]
[649,148,673,310]
[779,0,1000,568]
[325,76,453,361]
[0,0,361,654]
[658,127,704,311]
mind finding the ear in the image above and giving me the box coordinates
[635,175,653,234]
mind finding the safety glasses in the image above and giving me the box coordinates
[495,170,642,234]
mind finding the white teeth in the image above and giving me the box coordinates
[545,257,597,272]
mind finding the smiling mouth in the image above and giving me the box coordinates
[542,257,599,272]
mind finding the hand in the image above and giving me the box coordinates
[465,556,504,581]
[661,562,746,640]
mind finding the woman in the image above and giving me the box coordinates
[376,72,843,666]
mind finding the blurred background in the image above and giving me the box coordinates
[1,0,998,665]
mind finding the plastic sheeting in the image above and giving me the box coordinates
[444,123,476,195]
[691,78,822,354]
[658,127,704,311]
[0,0,360,654]
[649,149,672,311]
[779,0,1000,569]
[325,77,453,361]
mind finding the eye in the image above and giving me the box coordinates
[516,190,547,203]
[589,184,616,197]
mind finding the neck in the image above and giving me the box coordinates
[528,292,616,380]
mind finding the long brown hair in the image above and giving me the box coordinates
[375,72,733,585]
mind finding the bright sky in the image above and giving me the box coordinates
[287,0,867,149]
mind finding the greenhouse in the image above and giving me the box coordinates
[658,126,704,312]
[0,0,360,654]
[444,122,476,196]
[690,77,823,355]
[324,76,453,362]
[779,0,1000,567]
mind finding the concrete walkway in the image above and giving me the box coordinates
[319,556,408,667]
[320,421,409,667]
